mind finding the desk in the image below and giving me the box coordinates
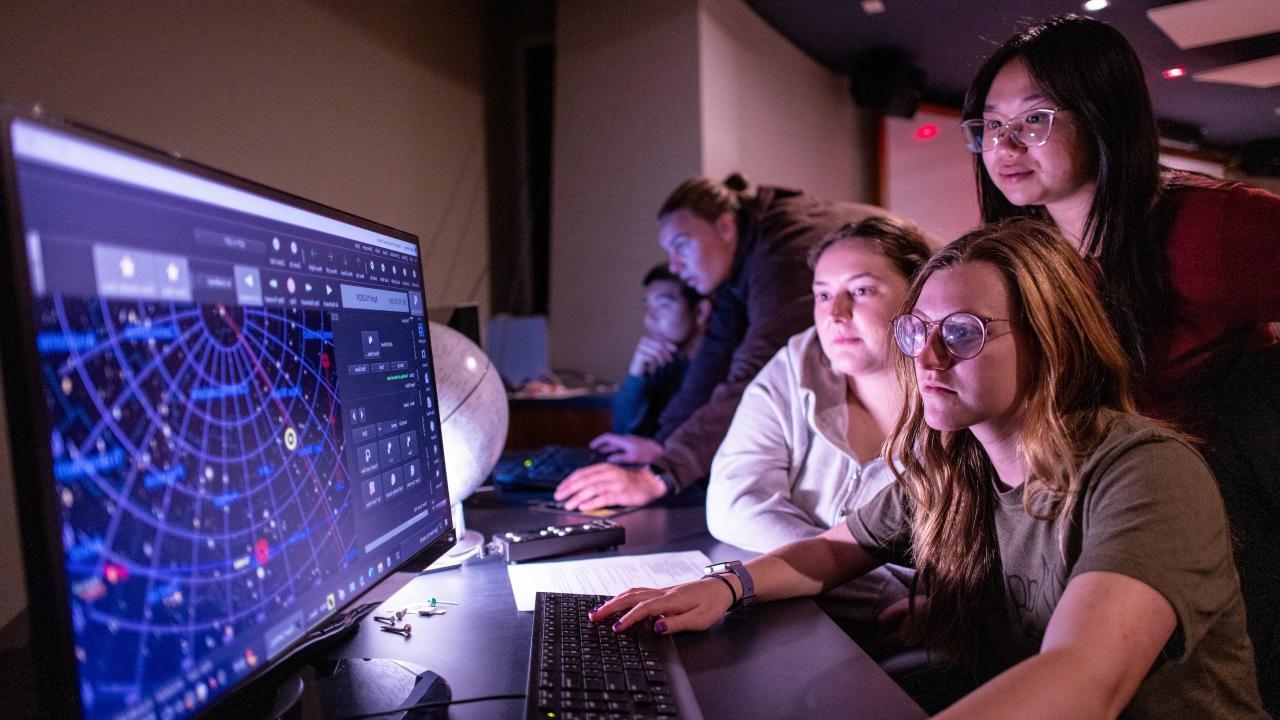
[319,492,926,719]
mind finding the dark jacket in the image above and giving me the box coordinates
[654,186,886,491]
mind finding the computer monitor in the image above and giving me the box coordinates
[0,105,456,719]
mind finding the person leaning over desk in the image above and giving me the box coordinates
[705,217,931,634]
[962,14,1280,710]
[592,220,1267,719]
[555,173,890,512]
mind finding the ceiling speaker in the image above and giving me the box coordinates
[849,49,925,118]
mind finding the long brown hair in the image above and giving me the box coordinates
[887,219,1136,662]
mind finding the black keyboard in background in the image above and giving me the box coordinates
[495,446,610,490]
[526,592,704,720]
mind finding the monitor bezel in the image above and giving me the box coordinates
[0,102,457,720]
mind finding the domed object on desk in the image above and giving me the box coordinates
[428,321,508,566]
[429,321,508,501]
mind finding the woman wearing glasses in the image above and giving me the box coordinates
[591,220,1266,718]
[962,15,1280,711]
[705,217,930,638]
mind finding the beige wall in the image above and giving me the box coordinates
[698,0,868,203]
[0,0,488,630]
[883,107,981,244]
[550,0,873,381]
[549,0,704,381]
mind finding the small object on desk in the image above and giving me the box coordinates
[380,623,412,637]
[492,518,626,563]
[373,614,397,625]
[427,597,459,606]
[417,607,448,617]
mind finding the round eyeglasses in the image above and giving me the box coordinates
[960,108,1059,154]
[892,312,1011,360]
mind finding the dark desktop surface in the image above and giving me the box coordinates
[308,490,927,720]
[0,490,926,719]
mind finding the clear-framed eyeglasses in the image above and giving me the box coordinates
[960,107,1060,154]
[891,312,1011,360]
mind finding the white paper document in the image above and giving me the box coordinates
[506,550,712,612]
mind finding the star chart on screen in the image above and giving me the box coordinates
[41,295,352,713]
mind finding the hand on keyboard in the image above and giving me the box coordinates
[588,578,735,636]
[554,462,666,512]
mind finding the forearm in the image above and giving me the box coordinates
[937,647,1124,720]
[739,525,880,603]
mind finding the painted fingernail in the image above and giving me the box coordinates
[654,620,667,633]
[612,621,622,632]
[590,604,602,613]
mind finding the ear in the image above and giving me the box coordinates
[695,298,713,327]
[713,212,738,245]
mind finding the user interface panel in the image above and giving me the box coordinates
[7,118,451,720]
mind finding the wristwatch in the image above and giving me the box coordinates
[647,463,680,495]
[704,560,755,611]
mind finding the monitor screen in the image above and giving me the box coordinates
[0,111,454,720]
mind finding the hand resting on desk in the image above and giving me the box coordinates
[554,462,667,511]
[587,577,735,635]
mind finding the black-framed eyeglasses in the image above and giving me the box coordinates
[960,107,1060,154]
[892,312,1011,360]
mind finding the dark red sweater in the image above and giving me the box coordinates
[1147,175,1280,424]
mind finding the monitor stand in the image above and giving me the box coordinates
[297,658,451,719]
[211,658,451,720]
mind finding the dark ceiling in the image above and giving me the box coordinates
[744,0,1280,149]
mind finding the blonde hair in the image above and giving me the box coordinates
[887,218,1135,662]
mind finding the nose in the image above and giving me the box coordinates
[916,327,953,371]
[830,292,853,321]
[666,254,683,274]
[995,126,1027,155]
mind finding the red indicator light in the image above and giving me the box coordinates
[915,124,939,140]
[1163,67,1186,79]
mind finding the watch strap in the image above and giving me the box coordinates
[705,560,755,610]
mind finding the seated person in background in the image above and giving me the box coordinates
[706,217,930,631]
[594,219,1267,719]
[557,173,890,511]
[609,265,710,438]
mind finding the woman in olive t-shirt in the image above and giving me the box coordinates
[591,220,1265,719]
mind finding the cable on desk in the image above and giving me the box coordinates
[330,692,527,720]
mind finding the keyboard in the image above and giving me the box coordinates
[495,446,610,490]
[526,592,704,720]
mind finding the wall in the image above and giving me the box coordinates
[698,0,868,203]
[882,106,981,244]
[0,0,488,632]
[550,0,873,381]
[549,0,704,382]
